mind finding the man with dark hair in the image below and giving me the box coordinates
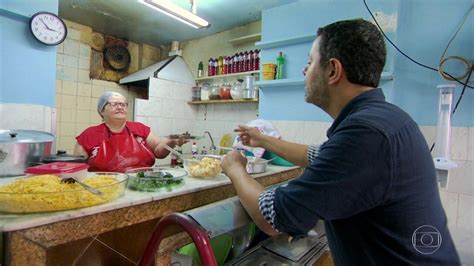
[221,19,460,265]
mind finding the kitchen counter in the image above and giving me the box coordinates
[0,165,303,266]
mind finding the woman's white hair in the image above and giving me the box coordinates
[97,91,126,118]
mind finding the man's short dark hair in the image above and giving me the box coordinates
[317,19,386,88]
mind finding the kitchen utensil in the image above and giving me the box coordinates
[61,176,104,196]
[126,167,187,192]
[162,143,184,159]
[0,130,54,177]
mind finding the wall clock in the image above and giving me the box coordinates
[29,11,68,46]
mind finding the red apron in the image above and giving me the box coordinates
[88,127,155,173]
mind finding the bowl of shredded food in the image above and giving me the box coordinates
[126,167,187,192]
[0,172,128,213]
[183,155,222,179]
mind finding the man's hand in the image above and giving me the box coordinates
[235,125,266,147]
[221,151,247,179]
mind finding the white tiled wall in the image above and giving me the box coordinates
[0,103,54,133]
[135,78,259,164]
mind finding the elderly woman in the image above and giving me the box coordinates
[74,91,184,172]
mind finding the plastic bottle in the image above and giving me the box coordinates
[208,58,214,76]
[242,51,249,72]
[192,142,198,158]
[197,61,203,78]
[276,51,285,79]
[201,146,207,155]
[254,49,260,71]
[175,146,183,167]
[249,50,255,71]
[218,56,223,75]
[170,153,177,167]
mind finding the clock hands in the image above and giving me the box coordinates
[39,17,59,32]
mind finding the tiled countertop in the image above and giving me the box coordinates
[0,165,297,232]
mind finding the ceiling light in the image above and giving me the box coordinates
[138,0,210,29]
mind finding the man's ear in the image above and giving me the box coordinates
[327,58,343,85]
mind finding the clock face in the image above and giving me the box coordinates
[30,12,67,46]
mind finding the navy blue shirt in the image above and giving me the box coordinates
[262,89,460,265]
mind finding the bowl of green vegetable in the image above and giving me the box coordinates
[125,167,187,192]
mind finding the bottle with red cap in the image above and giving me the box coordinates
[208,58,214,76]
[249,50,255,71]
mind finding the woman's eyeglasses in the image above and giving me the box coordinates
[107,102,128,108]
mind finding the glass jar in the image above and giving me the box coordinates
[230,82,243,100]
[219,84,231,100]
[191,86,201,101]
[209,84,220,100]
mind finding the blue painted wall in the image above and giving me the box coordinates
[0,0,58,107]
[259,0,473,127]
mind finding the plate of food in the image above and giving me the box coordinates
[126,167,187,192]
[167,131,203,140]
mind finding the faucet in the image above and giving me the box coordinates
[204,131,217,154]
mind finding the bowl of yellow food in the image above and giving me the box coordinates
[183,155,222,178]
[0,172,128,213]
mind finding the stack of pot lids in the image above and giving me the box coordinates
[42,150,87,163]
[0,130,54,143]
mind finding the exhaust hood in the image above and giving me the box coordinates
[119,55,195,87]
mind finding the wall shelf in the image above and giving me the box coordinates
[256,33,317,49]
[188,99,258,105]
[195,70,259,82]
[227,33,261,46]
[257,78,305,88]
[381,71,394,80]
[257,71,394,88]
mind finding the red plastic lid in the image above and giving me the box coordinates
[25,162,88,175]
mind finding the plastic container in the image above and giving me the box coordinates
[25,162,88,180]
[200,85,210,101]
[183,155,222,178]
[263,72,275,80]
[263,63,277,72]
[262,151,294,166]
[126,167,187,192]
[0,172,128,213]
[246,157,270,174]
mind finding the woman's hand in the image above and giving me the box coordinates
[169,137,188,147]
[235,125,265,147]
[221,151,247,179]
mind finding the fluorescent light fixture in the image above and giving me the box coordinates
[138,0,210,29]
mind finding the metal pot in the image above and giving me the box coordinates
[0,130,55,177]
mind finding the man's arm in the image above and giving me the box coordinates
[221,151,279,236]
[236,125,310,167]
